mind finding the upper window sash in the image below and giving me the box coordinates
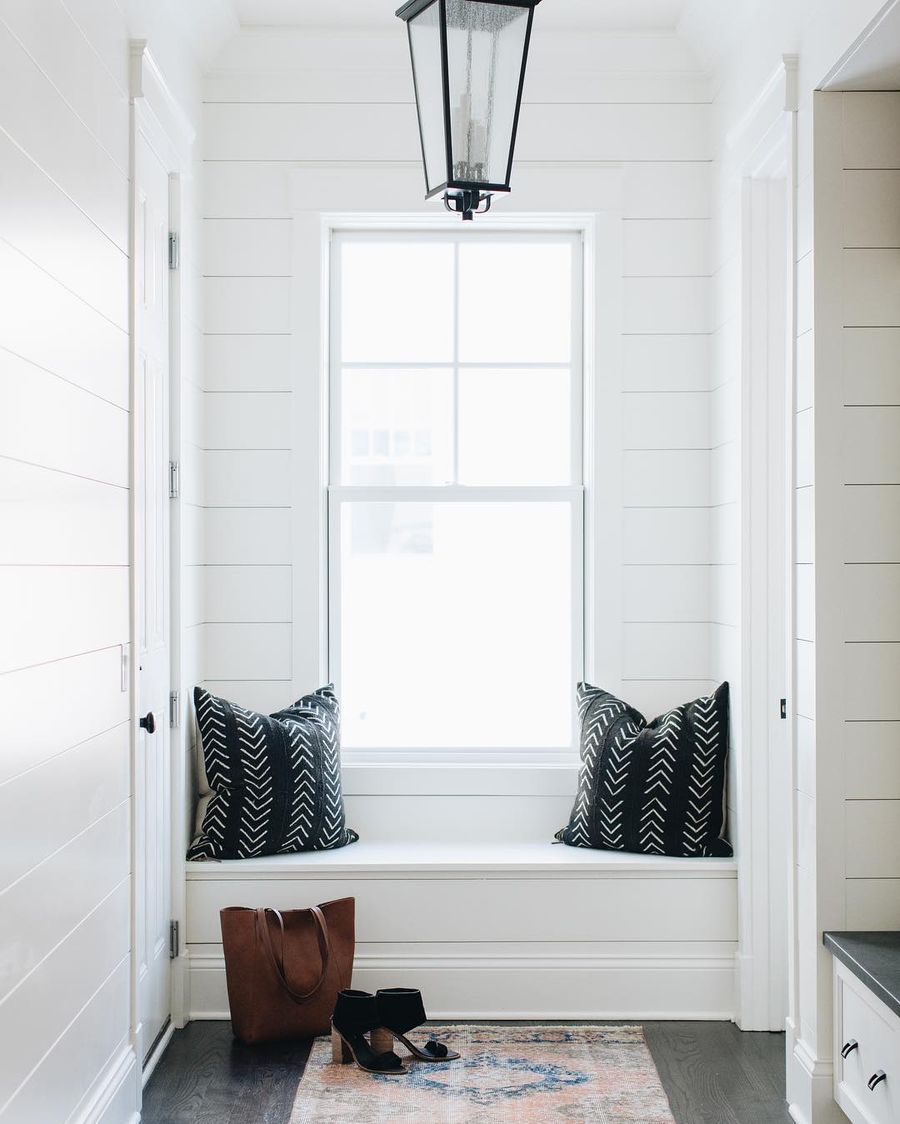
[329,229,585,491]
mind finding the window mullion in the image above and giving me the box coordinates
[328,485,584,503]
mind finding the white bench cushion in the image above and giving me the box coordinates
[186,840,737,877]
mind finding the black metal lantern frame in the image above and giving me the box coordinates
[397,0,542,219]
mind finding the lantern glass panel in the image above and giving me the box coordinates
[445,0,530,188]
[407,1,446,194]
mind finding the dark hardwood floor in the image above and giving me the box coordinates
[643,1022,789,1123]
[143,1021,790,1124]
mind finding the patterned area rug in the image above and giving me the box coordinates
[290,1024,675,1123]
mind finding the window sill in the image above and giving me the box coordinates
[341,760,579,797]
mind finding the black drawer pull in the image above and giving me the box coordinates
[841,1039,858,1058]
[868,1070,887,1091]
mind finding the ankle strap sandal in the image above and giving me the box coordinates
[331,990,407,1075]
[371,988,460,1062]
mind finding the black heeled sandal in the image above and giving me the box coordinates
[371,988,460,1062]
[331,990,407,1075]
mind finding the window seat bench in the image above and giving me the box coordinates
[186,840,737,875]
[180,842,738,1024]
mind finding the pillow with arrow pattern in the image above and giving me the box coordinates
[188,683,358,861]
[556,682,731,857]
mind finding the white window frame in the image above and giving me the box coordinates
[287,160,626,791]
[327,227,585,764]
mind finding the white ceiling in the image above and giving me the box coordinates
[233,0,688,33]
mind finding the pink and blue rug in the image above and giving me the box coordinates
[291,1024,675,1122]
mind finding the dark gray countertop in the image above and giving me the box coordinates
[824,931,900,1019]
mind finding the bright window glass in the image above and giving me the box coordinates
[330,231,583,756]
[340,241,454,363]
[458,367,571,485]
[339,501,573,749]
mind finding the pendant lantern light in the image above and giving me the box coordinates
[396,0,542,220]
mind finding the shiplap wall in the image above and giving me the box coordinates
[0,4,132,1118]
[0,2,204,1118]
[200,28,721,731]
[836,94,900,928]
[808,88,900,988]
[784,88,900,1113]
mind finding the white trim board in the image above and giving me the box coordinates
[711,56,797,1036]
[130,43,195,169]
[787,1031,844,1124]
[72,1045,140,1124]
[341,762,579,795]
[130,36,197,1089]
[186,950,736,1022]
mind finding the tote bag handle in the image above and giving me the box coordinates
[255,905,332,1004]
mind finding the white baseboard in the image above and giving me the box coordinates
[734,952,786,1032]
[142,1022,175,1088]
[171,952,190,1030]
[187,949,736,1022]
[73,1044,140,1124]
[787,1033,844,1124]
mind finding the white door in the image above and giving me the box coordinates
[134,128,172,1063]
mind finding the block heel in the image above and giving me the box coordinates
[369,1027,394,1055]
[330,989,407,1075]
[331,1026,353,1064]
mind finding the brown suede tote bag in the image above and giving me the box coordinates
[220,897,355,1044]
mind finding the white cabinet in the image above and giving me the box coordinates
[834,959,900,1123]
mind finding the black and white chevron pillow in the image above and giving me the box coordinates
[556,682,731,857]
[188,684,358,861]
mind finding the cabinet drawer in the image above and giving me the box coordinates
[836,964,900,1124]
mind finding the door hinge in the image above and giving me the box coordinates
[169,690,180,729]
[780,698,787,720]
[169,920,180,959]
[168,232,179,271]
[168,460,180,500]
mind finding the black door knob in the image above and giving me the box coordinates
[868,1070,887,1091]
[140,712,156,734]
[841,1039,859,1058]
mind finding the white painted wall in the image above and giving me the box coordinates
[0,1,214,1117]
[804,86,900,1119]
[199,26,723,730]
[183,24,747,1024]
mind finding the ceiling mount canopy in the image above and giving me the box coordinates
[396,0,542,220]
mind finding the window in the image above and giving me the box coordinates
[328,230,584,757]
